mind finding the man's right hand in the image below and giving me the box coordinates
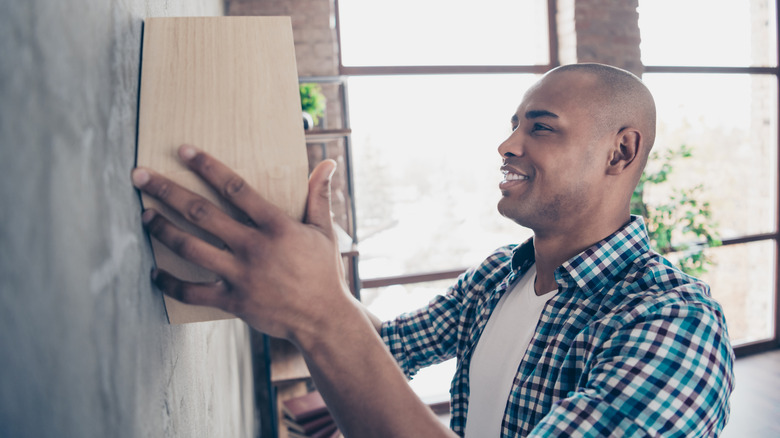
[132,144,354,346]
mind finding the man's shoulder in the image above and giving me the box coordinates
[603,251,723,322]
[623,251,708,295]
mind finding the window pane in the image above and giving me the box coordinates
[349,75,537,279]
[643,73,777,240]
[338,0,549,66]
[362,280,453,325]
[362,280,456,404]
[638,0,777,67]
[697,240,776,344]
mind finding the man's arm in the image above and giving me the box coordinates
[132,145,453,437]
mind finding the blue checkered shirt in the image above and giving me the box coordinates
[381,216,734,437]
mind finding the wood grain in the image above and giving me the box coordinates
[137,17,308,324]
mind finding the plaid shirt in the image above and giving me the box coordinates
[381,216,734,437]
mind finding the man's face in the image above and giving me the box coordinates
[497,71,613,233]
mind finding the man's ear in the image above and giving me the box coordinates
[606,128,641,175]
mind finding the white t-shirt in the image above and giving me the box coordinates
[464,264,557,437]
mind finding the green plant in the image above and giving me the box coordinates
[630,145,721,276]
[299,83,326,125]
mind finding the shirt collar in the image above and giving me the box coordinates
[511,216,651,294]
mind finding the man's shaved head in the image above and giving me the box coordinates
[544,63,657,172]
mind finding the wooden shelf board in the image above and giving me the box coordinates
[304,129,352,141]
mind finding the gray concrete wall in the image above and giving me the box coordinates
[0,1,257,437]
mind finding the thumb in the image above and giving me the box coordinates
[305,159,337,233]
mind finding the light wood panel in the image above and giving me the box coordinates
[137,17,308,324]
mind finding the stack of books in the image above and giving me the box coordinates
[282,390,342,438]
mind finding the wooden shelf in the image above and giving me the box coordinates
[304,129,352,141]
[270,338,310,383]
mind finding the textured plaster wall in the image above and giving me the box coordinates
[0,1,257,437]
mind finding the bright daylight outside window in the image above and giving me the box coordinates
[338,0,548,66]
[338,0,551,403]
[638,0,778,345]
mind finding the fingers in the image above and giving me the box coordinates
[176,145,288,230]
[132,166,251,249]
[142,209,239,277]
[152,269,235,312]
[305,159,337,234]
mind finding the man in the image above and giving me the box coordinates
[132,63,733,437]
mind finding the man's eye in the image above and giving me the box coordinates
[531,123,551,132]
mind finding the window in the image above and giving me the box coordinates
[338,0,549,67]
[337,0,556,403]
[348,74,537,280]
[638,0,779,349]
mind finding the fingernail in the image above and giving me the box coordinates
[132,168,150,187]
[150,268,159,281]
[179,144,197,161]
[327,160,337,179]
[141,209,156,224]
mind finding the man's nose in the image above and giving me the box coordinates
[498,131,524,158]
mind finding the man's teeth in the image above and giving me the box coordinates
[504,172,529,181]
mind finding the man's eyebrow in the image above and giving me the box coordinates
[525,109,559,119]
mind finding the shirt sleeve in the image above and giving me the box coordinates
[380,281,467,379]
[527,298,734,437]
[380,247,516,379]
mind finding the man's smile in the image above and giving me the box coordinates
[499,165,531,190]
[502,171,529,181]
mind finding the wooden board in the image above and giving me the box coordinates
[137,17,309,324]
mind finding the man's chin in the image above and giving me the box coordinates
[497,199,531,226]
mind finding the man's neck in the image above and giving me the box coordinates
[531,214,630,296]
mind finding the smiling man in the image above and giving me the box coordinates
[133,63,734,437]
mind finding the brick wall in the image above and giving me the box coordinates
[557,0,643,75]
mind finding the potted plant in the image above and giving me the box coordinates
[630,144,721,276]
[300,83,326,129]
